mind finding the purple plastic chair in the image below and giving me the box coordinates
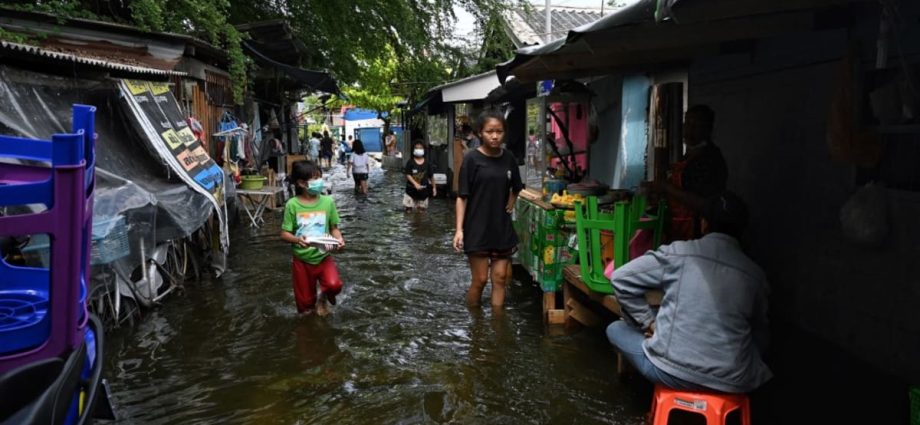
[0,105,95,374]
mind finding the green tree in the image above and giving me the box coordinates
[1,0,522,105]
[228,0,518,98]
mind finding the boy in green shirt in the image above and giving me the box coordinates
[280,161,345,315]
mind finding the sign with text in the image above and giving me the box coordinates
[119,79,229,250]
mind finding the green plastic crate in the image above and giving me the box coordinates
[911,386,920,425]
[512,199,575,292]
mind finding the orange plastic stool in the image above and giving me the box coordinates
[650,385,752,425]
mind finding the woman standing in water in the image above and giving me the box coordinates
[452,110,523,308]
[349,139,370,195]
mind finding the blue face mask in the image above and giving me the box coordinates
[307,179,325,195]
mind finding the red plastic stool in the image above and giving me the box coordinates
[650,385,752,425]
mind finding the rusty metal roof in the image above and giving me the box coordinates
[0,40,187,77]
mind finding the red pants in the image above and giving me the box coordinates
[292,256,342,312]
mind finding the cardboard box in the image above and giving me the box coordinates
[285,154,306,175]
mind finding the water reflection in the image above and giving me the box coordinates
[103,163,649,424]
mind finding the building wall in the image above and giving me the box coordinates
[688,16,920,380]
[587,75,622,187]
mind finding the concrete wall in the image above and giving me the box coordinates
[688,13,920,380]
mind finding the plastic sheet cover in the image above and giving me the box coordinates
[0,66,213,248]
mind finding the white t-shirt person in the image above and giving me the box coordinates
[351,152,370,174]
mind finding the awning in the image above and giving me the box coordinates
[412,70,502,115]
[242,41,339,94]
[484,76,535,104]
[439,71,502,103]
[498,0,862,82]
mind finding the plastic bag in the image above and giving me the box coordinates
[840,182,889,247]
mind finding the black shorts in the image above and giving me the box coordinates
[468,246,518,260]
[353,173,368,182]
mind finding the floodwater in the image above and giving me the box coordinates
[103,163,650,424]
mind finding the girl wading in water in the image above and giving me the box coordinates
[453,110,523,308]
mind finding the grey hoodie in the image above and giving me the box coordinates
[611,233,772,393]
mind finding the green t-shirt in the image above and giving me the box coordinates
[281,195,340,264]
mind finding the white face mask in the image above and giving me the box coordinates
[413,149,425,157]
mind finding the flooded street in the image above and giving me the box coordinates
[103,163,649,425]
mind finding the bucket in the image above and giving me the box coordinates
[544,179,566,198]
[239,175,267,190]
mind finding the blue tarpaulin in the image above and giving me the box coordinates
[343,109,387,121]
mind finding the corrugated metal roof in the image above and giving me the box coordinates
[504,5,612,46]
[0,40,187,77]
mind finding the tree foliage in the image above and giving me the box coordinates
[1,0,522,107]
[2,0,249,103]
[229,0,517,104]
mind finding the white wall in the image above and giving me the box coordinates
[344,118,385,140]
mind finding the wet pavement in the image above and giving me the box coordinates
[103,162,650,424]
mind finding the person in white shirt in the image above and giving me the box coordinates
[349,139,370,195]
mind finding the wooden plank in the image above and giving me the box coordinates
[562,279,582,331]
[546,309,566,325]
[566,297,601,327]
[519,188,555,211]
[543,292,556,314]
[563,264,662,318]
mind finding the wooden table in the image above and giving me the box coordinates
[236,185,284,228]
[557,264,663,326]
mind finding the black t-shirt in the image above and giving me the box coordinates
[404,158,433,199]
[682,144,728,198]
[321,137,334,155]
[458,149,524,254]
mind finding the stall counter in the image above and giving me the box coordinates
[513,189,576,293]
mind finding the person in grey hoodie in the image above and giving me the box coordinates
[606,192,772,393]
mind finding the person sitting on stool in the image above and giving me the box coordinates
[606,192,772,393]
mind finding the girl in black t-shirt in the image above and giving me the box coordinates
[453,110,523,308]
[403,140,436,212]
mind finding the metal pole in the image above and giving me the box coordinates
[545,0,551,43]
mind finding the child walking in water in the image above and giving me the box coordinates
[403,140,436,212]
[281,161,346,316]
[349,139,370,195]
[453,110,523,308]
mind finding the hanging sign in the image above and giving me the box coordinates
[537,80,555,97]
[118,79,229,250]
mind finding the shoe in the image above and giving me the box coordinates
[326,292,337,306]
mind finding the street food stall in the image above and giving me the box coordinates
[512,83,595,320]
[512,80,669,325]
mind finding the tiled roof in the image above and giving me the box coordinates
[504,5,612,46]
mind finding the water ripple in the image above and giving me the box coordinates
[103,163,648,424]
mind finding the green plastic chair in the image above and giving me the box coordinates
[617,196,668,268]
[574,197,625,294]
[574,195,668,294]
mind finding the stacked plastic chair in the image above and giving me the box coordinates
[574,195,667,294]
[0,105,107,424]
